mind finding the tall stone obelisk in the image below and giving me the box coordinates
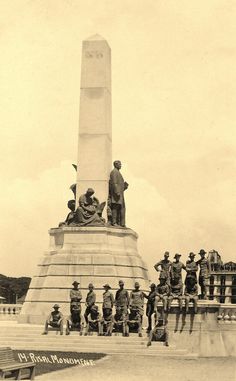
[19,35,150,324]
[76,34,112,205]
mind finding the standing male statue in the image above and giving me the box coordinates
[109,160,128,227]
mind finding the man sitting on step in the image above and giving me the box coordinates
[66,301,84,335]
[127,306,142,337]
[113,306,128,336]
[85,305,103,336]
[147,315,169,347]
[42,304,63,335]
[101,307,114,336]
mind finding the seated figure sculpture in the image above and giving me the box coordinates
[74,188,105,226]
[42,304,63,335]
[59,199,76,227]
[66,302,84,335]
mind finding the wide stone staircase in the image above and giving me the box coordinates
[0,322,197,357]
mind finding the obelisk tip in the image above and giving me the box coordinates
[85,34,106,41]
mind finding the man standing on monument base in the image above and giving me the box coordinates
[109,160,129,227]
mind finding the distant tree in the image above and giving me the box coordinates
[0,274,31,303]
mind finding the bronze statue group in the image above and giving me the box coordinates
[42,249,209,347]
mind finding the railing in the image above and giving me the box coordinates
[206,274,236,304]
[0,304,22,315]
[217,305,236,322]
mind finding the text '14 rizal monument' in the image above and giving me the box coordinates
[19,35,150,323]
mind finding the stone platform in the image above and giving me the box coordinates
[0,321,195,357]
[19,226,150,324]
[2,302,236,357]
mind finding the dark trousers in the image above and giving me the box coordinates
[84,305,94,324]
[111,203,126,227]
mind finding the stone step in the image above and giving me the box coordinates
[3,343,191,356]
[0,338,163,346]
[0,323,198,358]
[0,341,177,350]
[0,331,151,339]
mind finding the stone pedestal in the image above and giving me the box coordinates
[19,226,150,324]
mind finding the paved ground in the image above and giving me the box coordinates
[37,355,235,381]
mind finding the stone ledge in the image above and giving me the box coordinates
[49,226,138,238]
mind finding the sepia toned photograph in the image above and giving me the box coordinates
[0,1,235,380]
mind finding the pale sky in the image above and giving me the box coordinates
[0,1,235,280]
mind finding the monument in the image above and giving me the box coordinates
[19,35,150,323]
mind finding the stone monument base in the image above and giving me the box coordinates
[19,226,150,324]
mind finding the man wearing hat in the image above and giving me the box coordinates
[102,284,114,327]
[196,249,210,300]
[184,275,198,313]
[129,282,145,317]
[147,315,169,347]
[85,305,103,336]
[115,280,130,314]
[144,283,156,332]
[186,253,198,281]
[113,306,128,336]
[155,274,170,313]
[70,281,82,313]
[168,277,183,312]
[170,254,186,281]
[101,287,114,336]
[66,302,84,335]
[127,305,143,337]
[42,304,64,335]
[154,252,172,284]
[84,283,96,325]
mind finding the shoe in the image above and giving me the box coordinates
[42,332,48,335]
[138,333,143,337]
[165,342,169,347]
[147,342,151,347]
[60,332,63,335]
